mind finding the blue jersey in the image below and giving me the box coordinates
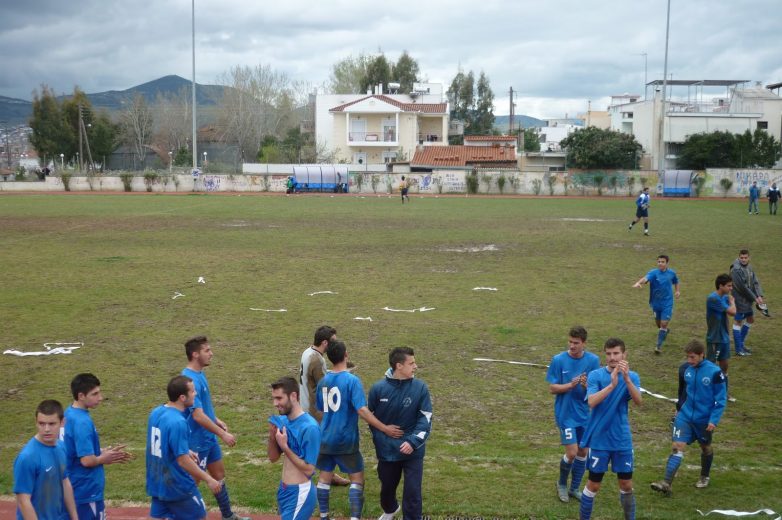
[316,371,367,454]
[580,367,640,451]
[182,367,217,450]
[63,405,104,504]
[13,437,69,520]
[636,192,650,208]
[146,405,196,501]
[706,291,731,344]
[678,359,727,426]
[545,351,601,428]
[268,413,321,468]
[646,268,678,309]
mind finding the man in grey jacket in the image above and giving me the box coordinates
[730,249,765,356]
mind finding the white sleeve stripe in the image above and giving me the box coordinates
[420,410,432,423]
[415,431,427,440]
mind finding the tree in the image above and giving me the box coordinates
[29,85,72,165]
[361,54,391,94]
[89,112,119,169]
[561,127,642,169]
[513,127,541,152]
[677,129,781,169]
[328,54,370,94]
[153,87,192,155]
[473,72,495,134]
[120,94,154,170]
[391,51,420,93]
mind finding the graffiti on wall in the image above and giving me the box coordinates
[203,176,221,191]
[734,170,772,194]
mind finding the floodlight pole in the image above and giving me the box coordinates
[657,0,671,180]
[191,0,197,171]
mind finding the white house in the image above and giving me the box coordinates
[609,80,782,169]
[315,83,449,165]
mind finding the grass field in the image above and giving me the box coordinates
[0,192,780,519]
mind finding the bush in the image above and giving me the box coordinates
[466,171,480,194]
[480,173,492,193]
[593,174,605,195]
[719,178,733,197]
[497,174,506,194]
[545,175,556,195]
[143,172,159,192]
[15,167,26,181]
[531,179,542,195]
[371,175,380,193]
[608,175,619,195]
[692,176,706,197]
[120,173,134,192]
[61,173,72,191]
[627,176,636,196]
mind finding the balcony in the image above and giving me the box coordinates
[348,130,397,146]
[418,133,442,145]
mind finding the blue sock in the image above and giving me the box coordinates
[619,490,635,520]
[559,455,573,486]
[657,328,668,348]
[732,326,744,353]
[316,482,330,518]
[664,451,683,483]
[348,483,364,520]
[570,456,587,491]
[214,481,233,518]
[580,488,595,520]
[741,323,750,341]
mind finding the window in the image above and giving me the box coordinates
[382,151,398,163]
[757,121,768,130]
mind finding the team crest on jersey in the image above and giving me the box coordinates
[402,397,412,408]
[701,377,711,386]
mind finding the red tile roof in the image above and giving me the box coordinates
[411,145,518,167]
[329,94,447,114]
[464,135,517,142]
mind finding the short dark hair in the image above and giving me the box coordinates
[568,326,587,342]
[271,376,299,400]
[70,373,100,400]
[739,249,749,256]
[389,347,415,370]
[314,326,336,346]
[185,336,208,361]
[36,399,64,419]
[715,273,732,289]
[326,340,346,364]
[657,254,669,263]
[167,375,192,402]
[684,340,705,355]
[604,337,626,352]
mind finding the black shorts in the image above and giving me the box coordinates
[635,207,648,218]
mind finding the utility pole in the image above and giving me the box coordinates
[191,0,198,172]
[2,121,11,167]
[78,104,84,172]
[508,86,515,135]
[657,0,671,179]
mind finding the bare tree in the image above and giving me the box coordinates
[121,94,154,170]
[153,87,192,155]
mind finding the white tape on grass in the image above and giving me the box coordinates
[309,291,338,296]
[4,342,83,357]
[473,287,498,291]
[383,306,435,312]
[250,308,287,312]
[354,317,373,321]
[172,292,185,299]
[697,509,780,519]
[198,277,206,284]
[473,357,679,402]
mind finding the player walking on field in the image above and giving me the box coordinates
[546,326,600,503]
[633,254,680,354]
[729,249,765,356]
[182,336,249,520]
[628,186,650,235]
[651,340,726,496]
[578,338,642,520]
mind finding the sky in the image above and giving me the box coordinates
[1,0,780,119]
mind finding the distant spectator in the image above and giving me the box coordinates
[748,181,760,214]
[767,182,780,215]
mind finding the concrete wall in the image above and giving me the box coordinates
[3,168,780,197]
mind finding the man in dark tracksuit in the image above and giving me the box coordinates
[368,347,433,520]
[730,249,765,355]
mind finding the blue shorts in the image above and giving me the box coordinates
[76,500,105,520]
[277,480,316,520]
[195,442,222,470]
[150,492,207,519]
[635,207,648,218]
[317,451,365,474]
[707,342,730,362]
[587,449,634,474]
[734,311,753,321]
[559,426,585,446]
[672,417,712,446]
[653,304,673,322]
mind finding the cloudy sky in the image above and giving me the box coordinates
[1,0,780,118]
